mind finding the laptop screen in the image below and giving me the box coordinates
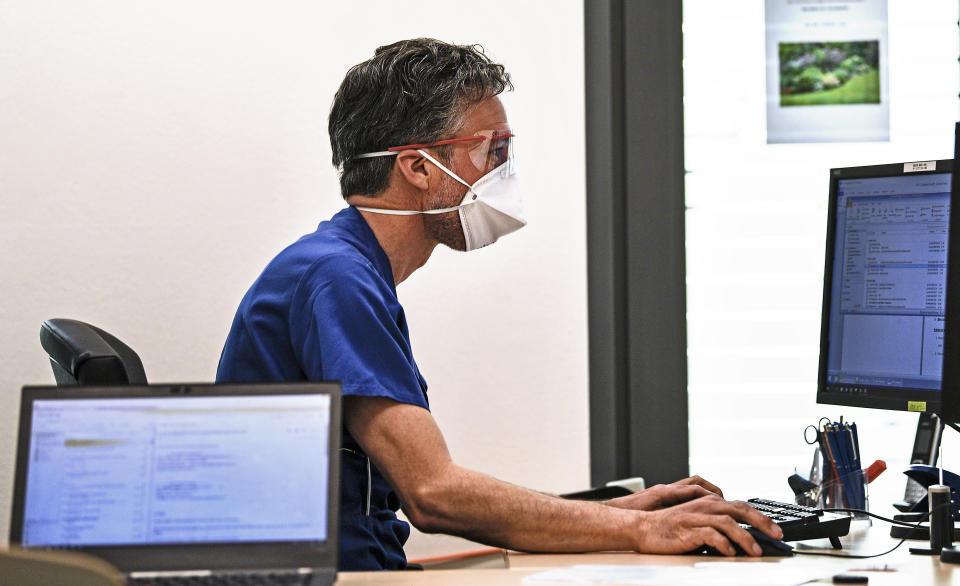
[20,393,331,548]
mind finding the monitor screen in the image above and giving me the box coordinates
[19,393,332,547]
[818,160,952,413]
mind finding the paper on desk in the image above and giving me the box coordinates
[522,560,839,585]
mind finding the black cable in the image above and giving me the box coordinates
[789,503,952,559]
[822,508,929,528]
[947,420,960,436]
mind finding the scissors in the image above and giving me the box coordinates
[804,417,832,445]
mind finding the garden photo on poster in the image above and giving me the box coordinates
[778,41,880,107]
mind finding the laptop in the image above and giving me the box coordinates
[9,382,340,585]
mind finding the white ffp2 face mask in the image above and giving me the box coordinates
[353,149,526,251]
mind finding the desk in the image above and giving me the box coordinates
[337,522,959,584]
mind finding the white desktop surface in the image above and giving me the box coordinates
[338,522,958,585]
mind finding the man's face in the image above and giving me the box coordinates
[423,96,510,251]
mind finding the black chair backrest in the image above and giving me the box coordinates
[39,319,147,385]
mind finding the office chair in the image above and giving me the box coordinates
[39,318,147,385]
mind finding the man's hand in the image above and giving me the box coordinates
[633,494,783,556]
[668,475,724,497]
[604,476,723,511]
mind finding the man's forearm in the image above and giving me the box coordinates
[346,397,781,557]
[401,461,640,552]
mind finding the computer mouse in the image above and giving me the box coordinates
[694,527,794,557]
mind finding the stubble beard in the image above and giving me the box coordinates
[423,172,468,251]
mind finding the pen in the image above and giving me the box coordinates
[828,425,853,507]
[847,424,863,509]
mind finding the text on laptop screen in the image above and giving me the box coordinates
[825,173,951,393]
[22,394,331,547]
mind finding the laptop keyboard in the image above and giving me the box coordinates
[129,572,312,586]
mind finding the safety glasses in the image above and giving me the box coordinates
[355,130,515,176]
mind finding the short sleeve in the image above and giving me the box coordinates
[289,255,428,410]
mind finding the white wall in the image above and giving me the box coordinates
[0,1,588,557]
[684,0,960,510]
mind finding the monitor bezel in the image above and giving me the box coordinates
[9,382,341,573]
[816,159,952,414]
[942,124,960,426]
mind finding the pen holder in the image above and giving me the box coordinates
[796,447,870,520]
[820,469,869,516]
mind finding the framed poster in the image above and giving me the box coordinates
[765,0,889,143]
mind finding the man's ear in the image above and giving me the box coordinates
[395,150,430,191]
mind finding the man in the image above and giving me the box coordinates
[217,38,782,571]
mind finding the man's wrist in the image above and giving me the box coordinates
[608,506,645,552]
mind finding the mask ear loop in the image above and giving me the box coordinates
[416,150,478,201]
[353,203,466,216]
[349,149,481,215]
[338,150,394,174]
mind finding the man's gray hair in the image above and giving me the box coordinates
[329,38,512,198]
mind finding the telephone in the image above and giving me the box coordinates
[894,413,943,512]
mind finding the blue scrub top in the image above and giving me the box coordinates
[216,206,429,571]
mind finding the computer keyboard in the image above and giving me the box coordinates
[747,498,851,547]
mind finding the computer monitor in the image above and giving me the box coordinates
[817,159,952,415]
[941,124,960,427]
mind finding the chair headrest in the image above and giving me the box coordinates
[39,319,147,385]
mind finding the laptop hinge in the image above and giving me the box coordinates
[129,568,314,578]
